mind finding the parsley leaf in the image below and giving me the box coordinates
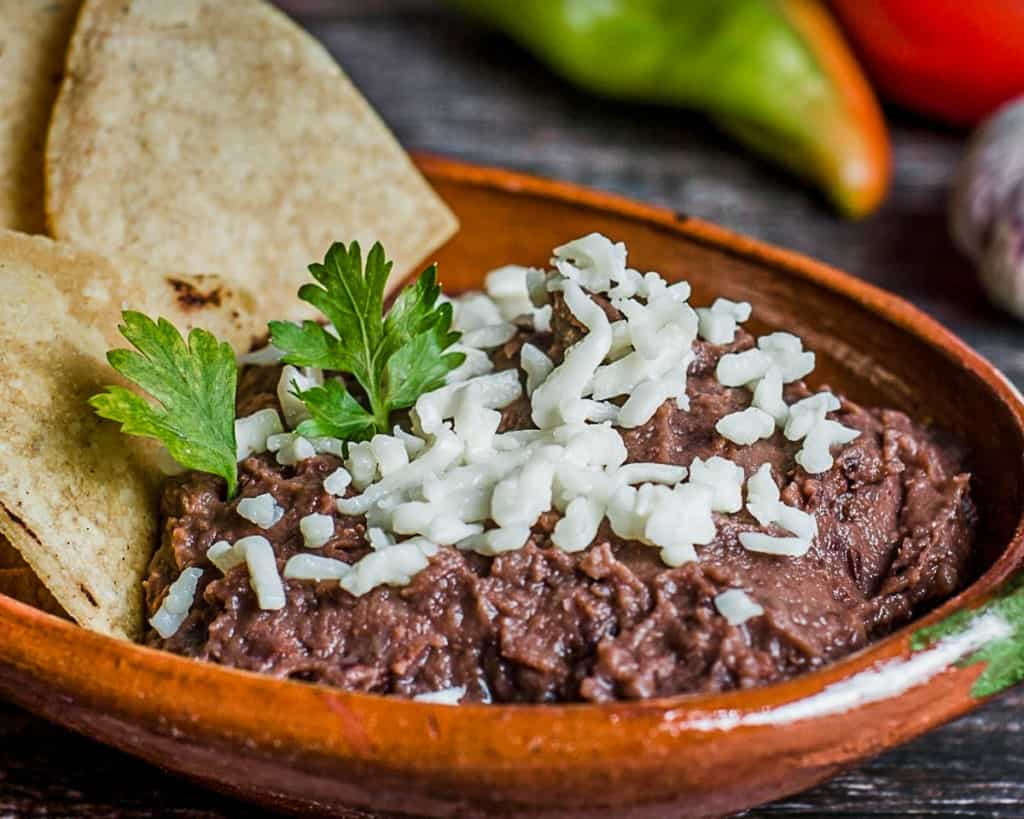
[292,380,377,441]
[89,311,239,497]
[269,241,463,441]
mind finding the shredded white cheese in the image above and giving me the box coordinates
[696,298,751,345]
[340,542,434,597]
[237,493,284,529]
[751,366,788,427]
[267,432,316,466]
[413,685,466,705]
[150,567,203,638]
[238,343,286,367]
[520,343,554,396]
[531,281,612,429]
[323,467,352,496]
[784,392,861,474]
[738,464,817,557]
[235,408,284,461]
[207,540,244,573]
[267,233,865,598]
[277,365,322,428]
[299,513,334,548]
[715,406,775,445]
[714,588,764,625]
[236,535,286,610]
[283,553,351,581]
[689,456,744,513]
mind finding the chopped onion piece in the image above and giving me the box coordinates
[238,343,286,366]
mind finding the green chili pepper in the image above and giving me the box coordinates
[453,0,890,217]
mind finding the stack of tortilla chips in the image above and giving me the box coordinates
[0,0,457,638]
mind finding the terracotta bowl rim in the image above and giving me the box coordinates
[2,153,1023,729]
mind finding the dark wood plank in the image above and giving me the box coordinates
[5,2,1023,817]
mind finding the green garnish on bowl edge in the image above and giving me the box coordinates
[912,575,1024,698]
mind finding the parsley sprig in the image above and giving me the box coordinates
[89,241,463,495]
[269,241,463,441]
[89,312,239,497]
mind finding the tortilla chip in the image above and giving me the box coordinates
[0,1,81,232]
[0,568,67,618]
[0,230,263,639]
[45,0,457,319]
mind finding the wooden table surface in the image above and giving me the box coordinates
[4,2,1024,817]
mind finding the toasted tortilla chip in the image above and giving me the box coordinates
[0,568,67,618]
[45,0,457,319]
[0,230,263,639]
[0,1,81,232]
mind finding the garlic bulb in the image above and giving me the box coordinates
[950,97,1024,319]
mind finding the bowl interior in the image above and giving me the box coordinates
[426,171,1024,583]
[3,158,1024,819]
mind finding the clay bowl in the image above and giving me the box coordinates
[2,155,1024,819]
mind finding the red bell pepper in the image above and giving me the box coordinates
[829,0,1024,126]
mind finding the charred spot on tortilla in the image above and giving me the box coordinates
[0,503,43,546]
[166,276,223,310]
[78,583,98,607]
